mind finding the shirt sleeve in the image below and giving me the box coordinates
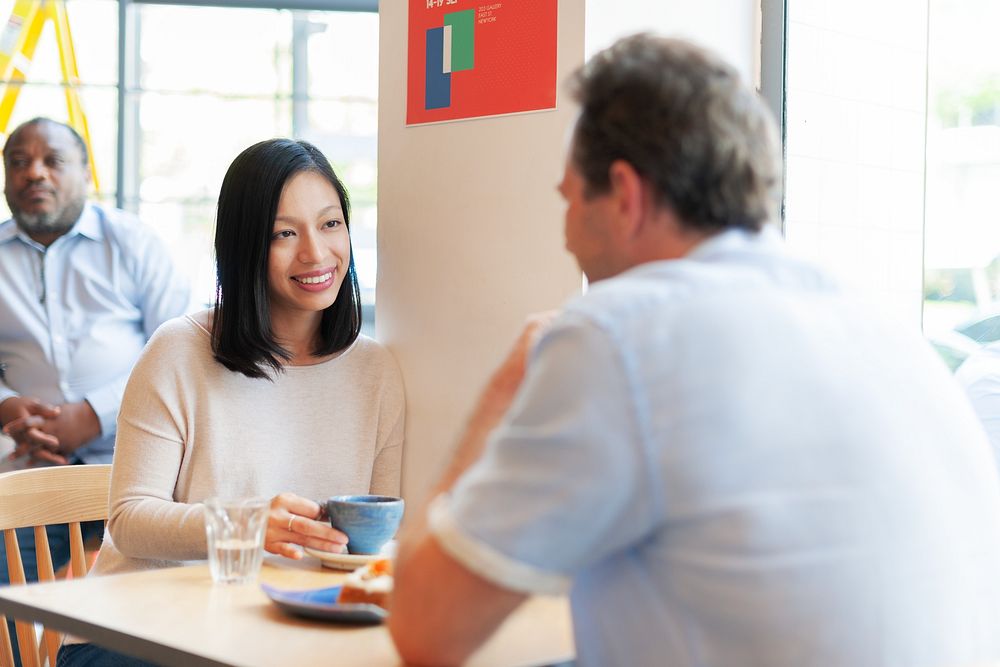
[106,324,208,561]
[430,313,664,595]
[84,219,191,439]
[0,380,17,409]
[131,223,192,339]
[83,374,128,437]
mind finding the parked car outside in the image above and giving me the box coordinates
[930,311,1000,372]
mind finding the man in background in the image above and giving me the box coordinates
[0,117,189,662]
[389,35,1000,666]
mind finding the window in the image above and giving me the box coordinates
[922,0,1000,368]
[0,0,118,203]
[0,0,378,332]
[780,0,927,328]
[768,0,1000,371]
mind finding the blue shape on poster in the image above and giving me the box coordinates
[425,27,451,110]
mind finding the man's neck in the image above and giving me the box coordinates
[630,222,716,268]
[17,210,86,248]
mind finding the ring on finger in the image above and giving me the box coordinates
[287,515,296,533]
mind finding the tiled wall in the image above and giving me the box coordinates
[783,0,929,326]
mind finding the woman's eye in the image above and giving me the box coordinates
[324,219,342,229]
[272,230,294,240]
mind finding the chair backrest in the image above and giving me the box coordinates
[0,465,111,667]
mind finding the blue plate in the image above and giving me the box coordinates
[260,583,388,624]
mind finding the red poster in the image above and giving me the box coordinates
[406,0,558,125]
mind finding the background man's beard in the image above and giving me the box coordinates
[10,197,85,237]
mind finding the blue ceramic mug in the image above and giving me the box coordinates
[325,495,405,555]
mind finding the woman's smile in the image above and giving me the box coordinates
[292,268,336,291]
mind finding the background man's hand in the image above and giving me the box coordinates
[1,396,62,461]
[1,397,101,465]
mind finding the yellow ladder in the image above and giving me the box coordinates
[0,0,99,192]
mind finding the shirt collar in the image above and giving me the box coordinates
[72,204,103,241]
[0,203,101,247]
[685,224,782,262]
[615,223,785,282]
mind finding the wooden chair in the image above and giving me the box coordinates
[0,465,111,667]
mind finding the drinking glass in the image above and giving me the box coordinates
[203,497,269,584]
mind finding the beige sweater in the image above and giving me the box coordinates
[90,313,405,576]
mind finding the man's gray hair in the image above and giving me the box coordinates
[570,34,781,233]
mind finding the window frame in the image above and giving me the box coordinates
[113,0,377,209]
[758,0,786,233]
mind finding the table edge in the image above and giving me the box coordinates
[0,592,228,667]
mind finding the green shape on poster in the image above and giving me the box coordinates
[444,9,475,71]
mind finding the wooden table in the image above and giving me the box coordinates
[0,556,574,667]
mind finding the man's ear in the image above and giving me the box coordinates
[607,159,646,238]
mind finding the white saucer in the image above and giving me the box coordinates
[304,542,395,571]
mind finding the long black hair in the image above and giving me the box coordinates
[211,138,362,379]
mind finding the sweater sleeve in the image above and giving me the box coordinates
[106,319,209,561]
[368,349,405,497]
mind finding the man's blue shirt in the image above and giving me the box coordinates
[431,228,1000,667]
[0,204,189,462]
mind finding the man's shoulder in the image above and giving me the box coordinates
[90,204,163,245]
[571,241,840,327]
[0,218,16,243]
[565,260,728,328]
[85,205,180,278]
[92,204,141,229]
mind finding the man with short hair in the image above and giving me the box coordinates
[0,117,188,663]
[389,35,1000,666]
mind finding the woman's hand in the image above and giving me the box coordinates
[266,492,349,559]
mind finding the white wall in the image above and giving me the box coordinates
[377,1,585,508]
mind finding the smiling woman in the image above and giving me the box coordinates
[267,171,352,351]
[56,139,405,667]
[212,139,362,379]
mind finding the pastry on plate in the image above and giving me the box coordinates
[338,558,393,610]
